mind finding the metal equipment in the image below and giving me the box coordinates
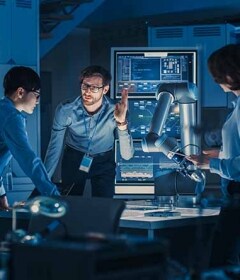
[142,82,205,190]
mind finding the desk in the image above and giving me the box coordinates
[120,206,220,269]
[0,205,220,241]
[120,207,220,239]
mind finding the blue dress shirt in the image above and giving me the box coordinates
[209,96,240,195]
[0,97,59,196]
[44,95,134,178]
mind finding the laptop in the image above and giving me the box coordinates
[28,196,125,239]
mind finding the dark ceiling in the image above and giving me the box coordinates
[39,0,240,57]
[79,0,240,29]
[40,0,240,37]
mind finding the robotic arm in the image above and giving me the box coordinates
[142,82,205,184]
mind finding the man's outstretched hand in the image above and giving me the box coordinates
[114,88,129,123]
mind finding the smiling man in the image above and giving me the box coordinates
[0,66,60,210]
[44,65,134,197]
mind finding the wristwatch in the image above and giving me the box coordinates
[116,120,127,126]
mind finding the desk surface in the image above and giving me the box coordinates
[0,203,220,233]
[120,207,220,230]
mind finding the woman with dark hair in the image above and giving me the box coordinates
[189,44,240,267]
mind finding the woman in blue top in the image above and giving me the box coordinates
[190,44,240,267]
[0,66,60,210]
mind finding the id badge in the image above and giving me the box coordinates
[79,154,93,173]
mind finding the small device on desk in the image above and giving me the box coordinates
[144,210,181,217]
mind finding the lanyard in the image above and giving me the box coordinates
[82,108,103,154]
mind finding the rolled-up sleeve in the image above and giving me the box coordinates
[210,156,240,181]
[117,128,134,160]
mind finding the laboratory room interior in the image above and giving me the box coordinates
[1,0,240,279]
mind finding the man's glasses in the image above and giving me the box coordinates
[23,88,41,100]
[32,91,40,100]
[81,83,104,93]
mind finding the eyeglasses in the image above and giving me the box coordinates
[31,90,41,100]
[23,88,41,100]
[81,83,104,93]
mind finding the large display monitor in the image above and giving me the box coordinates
[111,47,198,99]
[112,47,198,198]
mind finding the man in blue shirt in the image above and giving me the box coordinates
[0,66,60,210]
[44,65,134,197]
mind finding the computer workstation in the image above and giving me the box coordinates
[110,47,220,245]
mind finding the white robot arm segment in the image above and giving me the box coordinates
[142,82,204,184]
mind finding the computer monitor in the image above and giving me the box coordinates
[112,47,198,198]
[111,47,198,99]
[114,139,178,198]
[128,99,180,139]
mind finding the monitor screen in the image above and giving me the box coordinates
[111,48,197,99]
[115,139,178,196]
[129,99,180,139]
